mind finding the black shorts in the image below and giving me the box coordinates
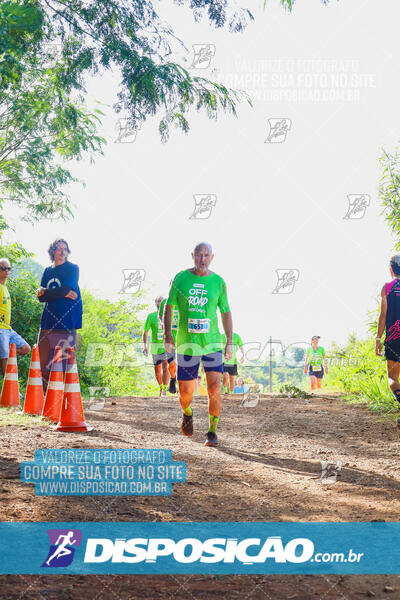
[177,351,223,381]
[152,349,176,366]
[384,341,400,362]
[309,366,324,379]
[223,363,238,376]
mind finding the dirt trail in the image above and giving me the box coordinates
[0,392,399,598]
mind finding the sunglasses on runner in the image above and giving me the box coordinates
[0,266,11,271]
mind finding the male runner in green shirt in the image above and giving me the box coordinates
[143,297,175,397]
[158,296,178,394]
[222,332,244,393]
[164,242,233,447]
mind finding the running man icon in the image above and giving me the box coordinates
[42,529,81,567]
[46,531,77,565]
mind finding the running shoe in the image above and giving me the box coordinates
[161,390,167,397]
[204,431,218,447]
[169,377,177,394]
[180,412,193,436]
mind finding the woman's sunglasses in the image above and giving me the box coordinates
[0,266,11,272]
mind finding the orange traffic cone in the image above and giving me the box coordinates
[22,345,44,415]
[0,343,20,407]
[41,346,64,423]
[56,347,92,432]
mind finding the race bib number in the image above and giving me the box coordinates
[157,330,164,340]
[172,314,178,331]
[188,318,210,333]
[312,364,322,371]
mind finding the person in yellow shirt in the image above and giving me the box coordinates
[0,258,30,375]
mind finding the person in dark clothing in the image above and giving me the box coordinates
[376,254,400,426]
[36,239,82,392]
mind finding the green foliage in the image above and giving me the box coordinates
[0,406,49,427]
[0,1,256,225]
[11,257,43,280]
[265,0,331,11]
[0,0,45,88]
[241,362,304,392]
[279,383,308,398]
[0,241,31,263]
[325,334,397,414]
[76,289,156,397]
[38,1,254,141]
[0,55,105,223]
[378,147,400,249]
[7,268,43,389]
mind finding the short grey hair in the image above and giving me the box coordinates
[194,242,212,254]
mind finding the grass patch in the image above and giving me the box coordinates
[0,406,50,427]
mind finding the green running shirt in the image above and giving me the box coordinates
[221,332,243,365]
[158,298,179,341]
[144,311,165,356]
[306,346,325,371]
[167,269,230,356]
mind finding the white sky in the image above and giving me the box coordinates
[5,0,400,352]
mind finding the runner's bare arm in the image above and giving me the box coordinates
[221,311,233,361]
[142,330,148,355]
[376,285,387,356]
[163,304,174,352]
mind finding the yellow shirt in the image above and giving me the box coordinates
[0,283,11,329]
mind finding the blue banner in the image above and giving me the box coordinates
[1,522,399,574]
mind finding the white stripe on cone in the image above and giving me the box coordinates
[7,358,17,365]
[27,377,43,386]
[64,383,81,393]
[66,363,78,373]
[30,361,41,369]
[5,373,18,381]
[48,381,64,391]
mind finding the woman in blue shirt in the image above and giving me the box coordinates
[234,377,249,394]
[36,239,82,392]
